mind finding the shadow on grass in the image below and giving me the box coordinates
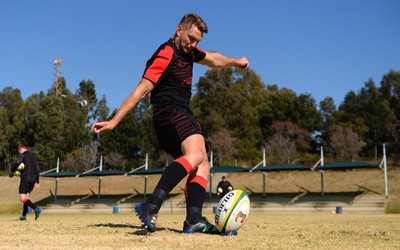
[89,223,181,235]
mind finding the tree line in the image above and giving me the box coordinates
[1,68,399,173]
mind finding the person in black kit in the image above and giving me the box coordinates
[91,13,249,234]
[9,144,42,220]
[217,176,234,197]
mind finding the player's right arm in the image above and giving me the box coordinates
[91,78,155,134]
[9,154,24,178]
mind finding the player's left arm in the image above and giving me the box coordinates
[198,51,249,69]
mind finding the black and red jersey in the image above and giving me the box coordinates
[143,38,206,112]
[11,151,40,184]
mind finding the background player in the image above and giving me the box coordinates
[217,176,234,197]
[9,144,42,220]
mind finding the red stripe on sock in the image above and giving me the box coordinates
[187,175,207,189]
[23,197,28,203]
[174,157,193,174]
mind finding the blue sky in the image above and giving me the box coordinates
[1,1,399,110]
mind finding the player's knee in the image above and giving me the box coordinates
[198,158,210,171]
[195,152,209,168]
[184,151,207,168]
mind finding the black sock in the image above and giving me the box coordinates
[25,199,37,210]
[147,161,188,207]
[186,182,206,224]
[22,203,28,216]
[146,188,167,211]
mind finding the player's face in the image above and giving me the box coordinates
[176,25,203,54]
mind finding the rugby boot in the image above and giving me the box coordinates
[135,202,158,233]
[34,208,42,220]
[182,217,220,234]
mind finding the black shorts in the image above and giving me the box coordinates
[19,182,35,194]
[153,106,204,158]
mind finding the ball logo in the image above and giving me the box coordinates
[235,211,247,223]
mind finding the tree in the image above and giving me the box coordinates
[380,70,400,116]
[379,70,400,161]
[295,93,323,133]
[0,87,24,169]
[193,68,267,165]
[97,109,142,170]
[337,79,395,158]
[265,121,310,164]
[319,97,337,143]
[33,96,65,168]
[76,79,98,122]
[94,95,110,122]
[328,125,366,161]
[260,85,297,139]
[207,128,237,165]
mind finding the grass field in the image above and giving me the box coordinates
[1,169,400,249]
[0,213,399,249]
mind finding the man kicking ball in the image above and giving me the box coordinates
[91,13,249,234]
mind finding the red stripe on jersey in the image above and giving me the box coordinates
[144,45,174,84]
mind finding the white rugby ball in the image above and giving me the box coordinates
[215,189,250,232]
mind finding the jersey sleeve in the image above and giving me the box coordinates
[192,46,206,62]
[11,154,24,172]
[143,45,174,84]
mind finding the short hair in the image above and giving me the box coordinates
[179,13,208,34]
[18,144,27,151]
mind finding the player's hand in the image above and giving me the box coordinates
[91,120,116,134]
[237,57,249,69]
[8,173,14,178]
[35,183,40,189]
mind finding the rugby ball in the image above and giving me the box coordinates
[215,189,250,232]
